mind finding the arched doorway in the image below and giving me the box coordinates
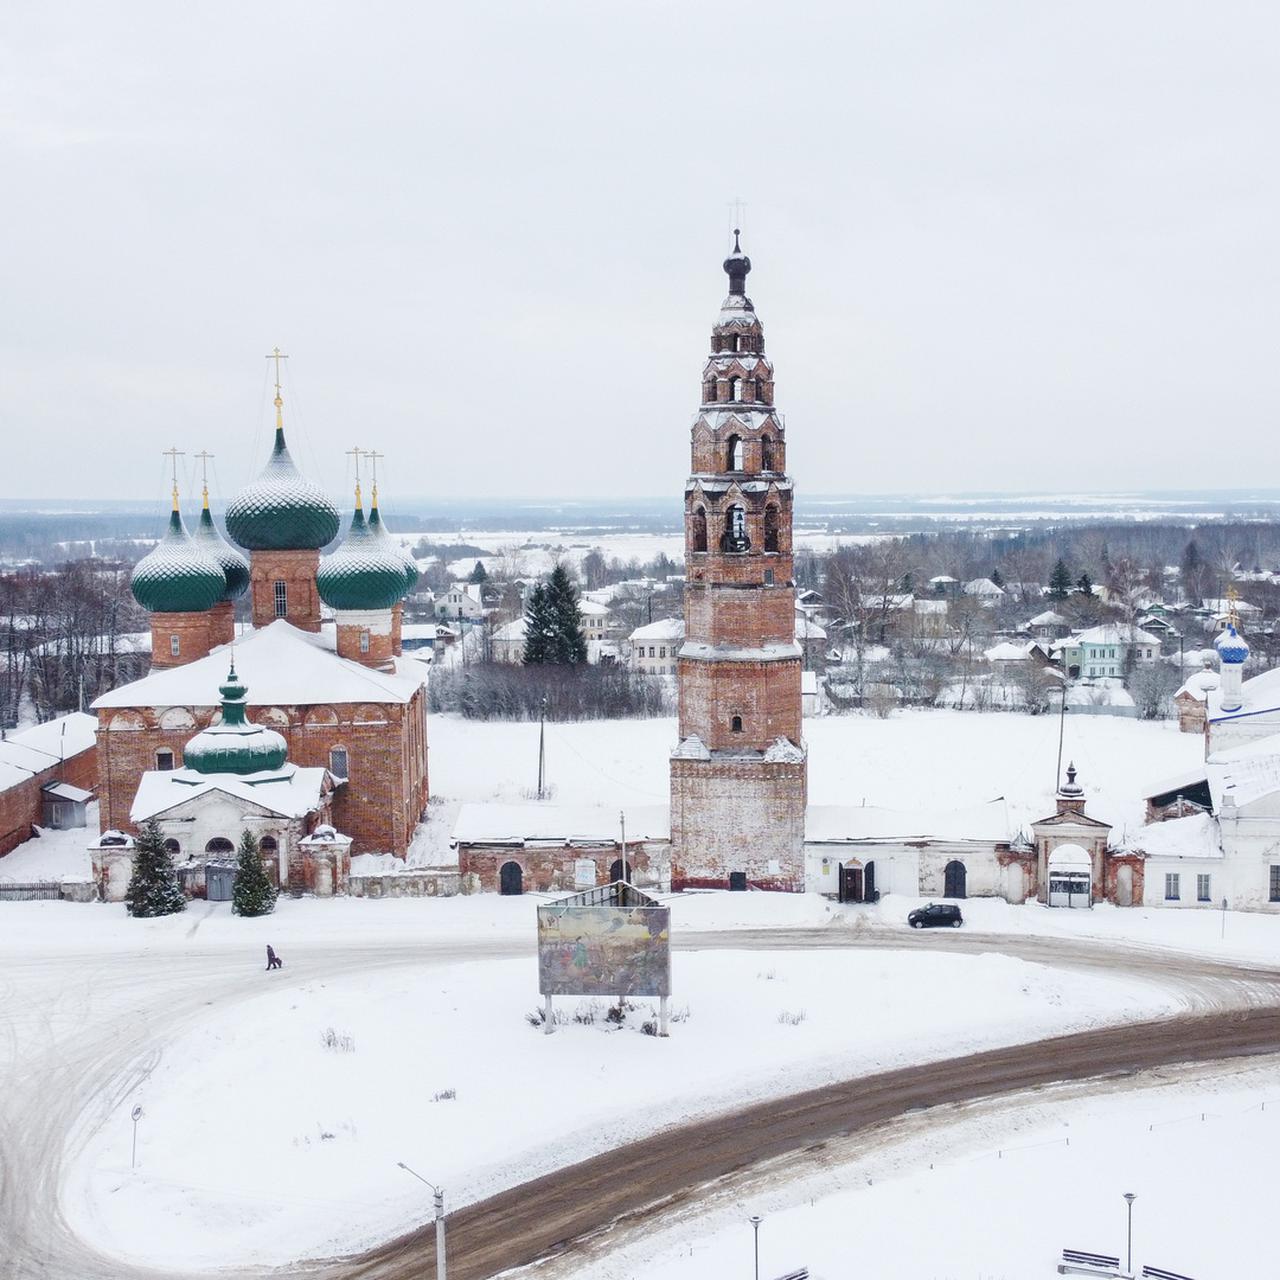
[499,861,524,896]
[1048,843,1092,908]
[943,860,967,899]
[610,858,628,883]
[205,838,234,856]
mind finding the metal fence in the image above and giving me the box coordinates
[0,881,62,901]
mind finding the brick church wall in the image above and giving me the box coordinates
[678,658,802,750]
[97,684,429,856]
[458,841,662,894]
[670,757,807,891]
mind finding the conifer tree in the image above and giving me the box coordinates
[468,560,488,584]
[124,818,186,918]
[522,583,553,664]
[1048,559,1073,600]
[990,568,1004,589]
[1076,571,1094,596]
[545,564,588,664]
[232,829,277,917]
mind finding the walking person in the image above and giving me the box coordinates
[266,944,283,971]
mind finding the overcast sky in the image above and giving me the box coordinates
[3,2,1278,508]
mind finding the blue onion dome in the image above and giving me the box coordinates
[183,663,288,775]
[225,423,340,552]
[193,488,250,601]
[131,497,227,614]
[316,486,411,611]
[367,487,419,592]
[1216,622,1250,665]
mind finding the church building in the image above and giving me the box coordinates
[93,361,429,863]
[669,234,808,891]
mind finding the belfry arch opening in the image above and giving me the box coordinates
[763,504,780,553]
[704,377,717,403]
[726,434,744,471]
[729,376,743,402]
[721,505,749,553]
[761,434,774,470]
[692,506,708,553]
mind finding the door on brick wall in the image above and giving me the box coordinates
[943,860,967,899]
[728,871,747,892]
[499,861,524,895]
[610,858,628,883]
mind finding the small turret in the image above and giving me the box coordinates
[723,228,751,297]
[181,662,289,776]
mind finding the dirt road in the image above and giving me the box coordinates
[3,923,1278,1280]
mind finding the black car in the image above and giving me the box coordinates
[908,903,963,929]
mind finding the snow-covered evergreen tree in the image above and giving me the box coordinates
[124,818,186,918]
[1048,559,1073,599]
[544,565,587,664]
[232,829,277,917]
[523,583,553,664]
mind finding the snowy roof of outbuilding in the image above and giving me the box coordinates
[1206,734,1280,811]
[1028,610,1067,627]
[492,617,527,642]
[630,618,685,642]
[1075,624,1161,647]
[92,620,425,710]
[963,578,1005,596]
[1128,813,1223,861]
[41,780,92,803]
[985,641,1033,662]
[450,803,669,846]
[795,617,827,640]
[1176,666,1219,701]
[131,763,330,822]
[1207,662,1280,722]
[0,712,99,794]
[806,798,1013,845]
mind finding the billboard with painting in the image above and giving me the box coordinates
[537,883,671,997]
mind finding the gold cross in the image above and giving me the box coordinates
[194,450,214,483]
[362,449,384,485]
[265,346,288,397]
[162,446,185,510]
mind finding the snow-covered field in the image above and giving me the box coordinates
[570,1059,1280,1280]
[413,707,1201,862]
[63,944,1180,1270]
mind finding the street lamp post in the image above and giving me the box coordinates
[1123,1192,1136,1276]
[749,1214,762,1280]
[398,1162,447,1280]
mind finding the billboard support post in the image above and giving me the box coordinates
[659,994,670,1037]
[543,992,555,1035]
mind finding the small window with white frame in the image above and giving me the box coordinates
[1165,872,1181,901]
[274,580,288,618]
[155,749,175,771]
[1196,873,1211,902]
[170,634,180,657]
[360,630,370,654]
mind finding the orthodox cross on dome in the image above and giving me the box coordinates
[265,346,289,427]
[1226,583,1241,630]
[162,445,185,510]
[727,197,748,238]
[346,445,364,505]
[194,450,214,506]
[362,449,385,503]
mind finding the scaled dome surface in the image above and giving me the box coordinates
[132,507,228,614]
[316,498,411,612]
[182,665,289,776]
[368,498,420,592]
[225,427,340,552]
[1216,622,1250,665]
[194,502,250,601]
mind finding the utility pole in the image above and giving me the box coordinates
[619,809,627,884]
[537,697,547,800]
[749,1214,762,1280]
[1123,1192,1136,1276]
[1055,691,1068,791]
[397,1163,446,1280]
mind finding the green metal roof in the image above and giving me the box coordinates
[316,500,410,611]
[225,427,340,552]
[131,508,228,614]
[182,663,290,776]
[194,504,250,601]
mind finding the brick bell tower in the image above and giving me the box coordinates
[669,232,807,892]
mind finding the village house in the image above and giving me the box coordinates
[1056,624,1161,679]
[628,618,684,676]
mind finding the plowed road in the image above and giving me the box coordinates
[4,926,1280,1280]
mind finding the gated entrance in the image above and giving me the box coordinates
[839,864,862,903]
[943,860,967,898]
[1048,843,1092,908]
[499,861,524,895]
[206,862,235,901]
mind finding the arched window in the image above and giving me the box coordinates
[729,376,743,402]
[259,835,278,855]
[704,378,718,404]
[761,434,774,470]
[731,714,743,733]
[205,837,234,856]
[763,504,780,553]
[726,434,744,471]
[692,507,707,553]
[721,505,749,553]
[163,838,180,856]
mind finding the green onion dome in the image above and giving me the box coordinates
[131,501,227,614]
[193,492,250,601]
[316,488,411,611]
[368,489,420,592]
[225,425,340,552]
[183,663,288,776]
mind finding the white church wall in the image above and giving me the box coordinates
[1141,855,1228,909]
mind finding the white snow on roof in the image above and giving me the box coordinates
[1028,610,1066,627]
[131,764,329,822]
[578,600,610,617]
[1144,763,1209,800]
[450,802,669,846]
[1207,734,1280,810]
[679,640,803,663]
[41,780,92,803]
[985,641,1033,662]
[806,798,1013,844]
[1129,813,1223,861]
[629,618,685,642]
[963,578,1005,597]
[796,617,827,640]
[1176,666,1219,701]
[492,618,526,642]
[93,620,424,710]
[10,712,98,760]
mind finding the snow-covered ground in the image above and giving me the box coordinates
[0,803,97,881]
[63,944,1180,1270]
[566,1059,1280,1280]
[415,707,1201,861]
